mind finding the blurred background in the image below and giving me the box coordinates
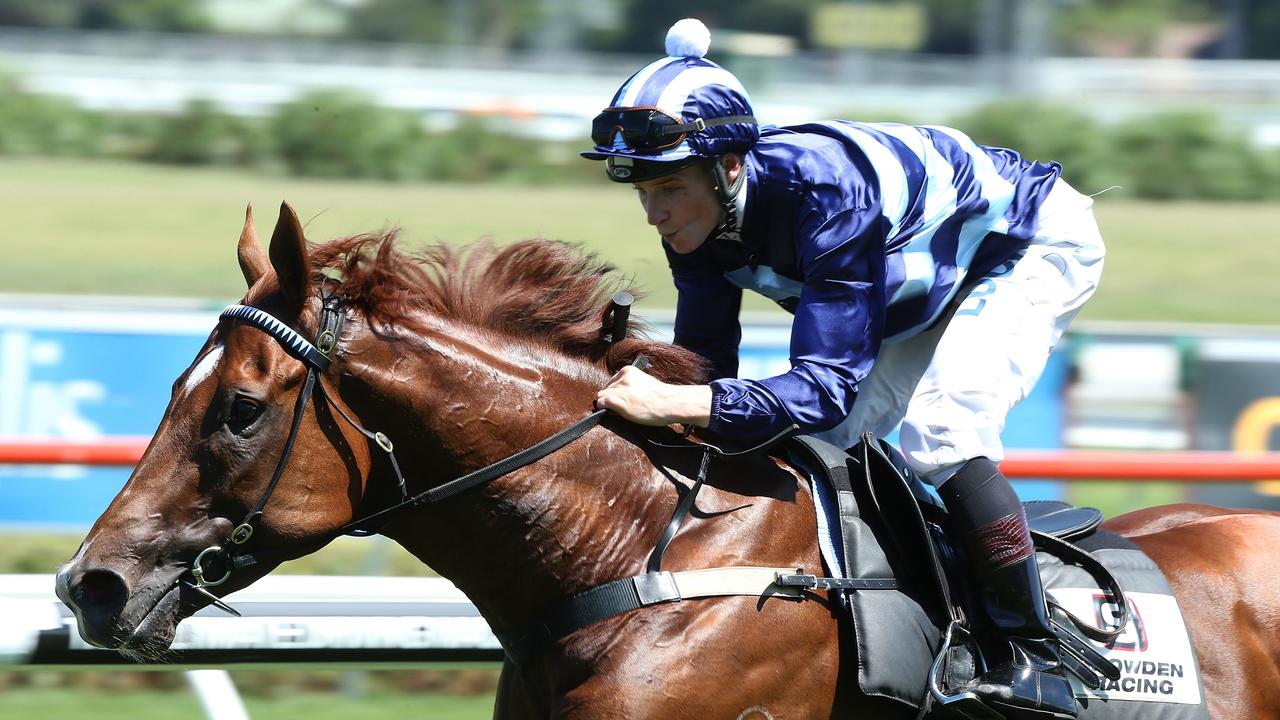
[1,0,1278,718]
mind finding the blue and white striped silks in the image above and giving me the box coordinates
[667,121,1062,441]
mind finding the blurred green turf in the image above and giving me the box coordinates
[2,157,700,306]
[0,686,493,720]
[4,158,1279,324]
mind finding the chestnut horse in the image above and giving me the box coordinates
[57,204,1280,718]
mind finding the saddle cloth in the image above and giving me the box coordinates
[788,434,1210,720]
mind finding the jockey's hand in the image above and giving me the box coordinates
[595,366,713,428]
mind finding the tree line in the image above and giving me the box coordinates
[2,0,1278,59]
[2,79,1277,200]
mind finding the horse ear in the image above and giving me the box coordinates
[268,201,310,314]
[237,204,270,288]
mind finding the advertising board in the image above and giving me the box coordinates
[0,303,1068,528]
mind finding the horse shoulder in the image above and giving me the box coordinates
[534,453,856,718]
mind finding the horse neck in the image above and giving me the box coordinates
[342,314,673,632]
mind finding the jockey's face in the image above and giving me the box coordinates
[634,155,740,255]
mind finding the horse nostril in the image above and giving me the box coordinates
[73,568,129,617]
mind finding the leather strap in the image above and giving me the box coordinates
[643,423,799,574]
[359,409,607,520]
[498,566,838,664]
[500,427,909,665]
[218,294,348,547]
[660,114,758,137]
[204,299,608,578]
[1033,530,1131,646]
[859,434,956,619]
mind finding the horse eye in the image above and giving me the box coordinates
[224,397,261,430]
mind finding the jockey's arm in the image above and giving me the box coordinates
[701,210,887,441]
[595,246,881,435]
[665,241,744,380]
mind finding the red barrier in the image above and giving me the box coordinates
[2,438,1280,481]
[0,438,150,466]
[1000,451,1280,481]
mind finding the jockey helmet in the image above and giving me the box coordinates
[582,18,759,183]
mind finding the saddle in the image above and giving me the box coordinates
[785,433,1128,718]
[492,414,1206,718]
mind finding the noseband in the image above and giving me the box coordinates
[187,295,606,614]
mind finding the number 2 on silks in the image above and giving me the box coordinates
[956,278,997,317]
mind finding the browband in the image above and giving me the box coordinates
[220,304,334,372]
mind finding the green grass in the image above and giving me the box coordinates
[1,157,691,306]
[3,157,1279,323]
[0,685,493,720]
[1083,200,1280,325]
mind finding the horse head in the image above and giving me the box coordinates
[54,203,720,658]
[55,203,391,656]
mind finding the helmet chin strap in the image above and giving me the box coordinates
[707,156,746,243]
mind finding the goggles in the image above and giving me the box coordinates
[590,106,756,154]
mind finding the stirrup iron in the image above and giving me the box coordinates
[927,621,1007,720]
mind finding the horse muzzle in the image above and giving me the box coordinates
[56,561,186,652]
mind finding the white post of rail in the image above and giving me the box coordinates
[184,669,251,720]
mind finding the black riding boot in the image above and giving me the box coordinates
[939,458,1077,720]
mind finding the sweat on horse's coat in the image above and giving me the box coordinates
[54,203,1280,719]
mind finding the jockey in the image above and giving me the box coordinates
[588,18,1104,720]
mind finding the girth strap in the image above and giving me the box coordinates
[497,566,887,664]
[499,426,908,665]
[775,573,899,591]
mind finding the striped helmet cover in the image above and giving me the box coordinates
[585,55,760,163]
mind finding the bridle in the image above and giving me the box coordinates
[183,294,1130,677]
[185,293,816,662]
[185,294,607,615]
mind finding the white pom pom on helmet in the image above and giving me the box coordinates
[665,18,711,58]
[582,18,759,183]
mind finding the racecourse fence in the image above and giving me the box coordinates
[0,572,501,720]
[6,439,1280,481]
[5,447,1278,673]
[3,442,1279,670]
[4,445,1279,720]
[0,573,502,668]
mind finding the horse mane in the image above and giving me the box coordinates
[308,232,708,384]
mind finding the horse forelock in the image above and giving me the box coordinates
[307,233,708,384]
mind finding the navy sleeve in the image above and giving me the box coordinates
[665,241,743,380]
[707,205,887,441]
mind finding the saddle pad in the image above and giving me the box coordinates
[809,473,845,589]
[811,476,1210,718]
[1041,533,1210,720]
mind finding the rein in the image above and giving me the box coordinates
[187,295,891,659]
